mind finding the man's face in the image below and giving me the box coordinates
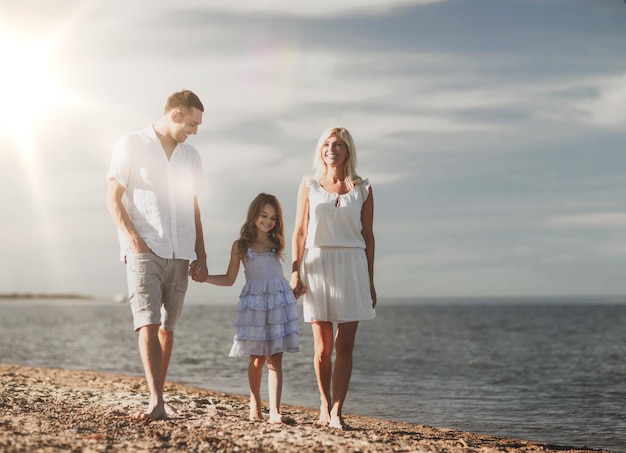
[171,107,203,143]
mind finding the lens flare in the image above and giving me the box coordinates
[0,25,68,165]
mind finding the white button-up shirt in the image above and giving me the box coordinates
[107,125,204,261]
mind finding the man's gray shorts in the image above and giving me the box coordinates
[125,252,189,331]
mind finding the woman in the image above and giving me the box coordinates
[291,127,376,429]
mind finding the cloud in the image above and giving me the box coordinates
[546,212,626,229]
[163,0,448,17]
[3,0,626,299]
[575,74,626,129]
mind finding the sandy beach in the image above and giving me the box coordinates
[0,363,613,453]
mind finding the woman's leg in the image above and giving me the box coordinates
[267,352,284,423]
[311,321,334,425]
[329,321,359,429]
[248,355,265,420]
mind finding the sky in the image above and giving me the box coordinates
[1,0,626,303]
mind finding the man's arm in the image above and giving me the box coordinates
[190,196,208,282]
[106,179,150,254]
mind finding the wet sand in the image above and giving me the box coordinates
[0,364,612,452]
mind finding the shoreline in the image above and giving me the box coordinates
[0,364,614,453]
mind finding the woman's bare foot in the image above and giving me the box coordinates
[317,403,330,426]
[329,415,347,430]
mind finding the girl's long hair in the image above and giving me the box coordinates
[312,127,361,190]
[237,193,285,259]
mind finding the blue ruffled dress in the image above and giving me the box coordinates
[229,249,300,357]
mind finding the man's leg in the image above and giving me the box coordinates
[158,328,174,386]
[158,328,178,416]
[137,324,167,420]
[159,258,189,416]
[127,252,168,419]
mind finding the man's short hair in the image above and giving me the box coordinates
[165,90,204,113]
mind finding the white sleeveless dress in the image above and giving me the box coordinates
[301,176,376,323]
[229,249,300,357]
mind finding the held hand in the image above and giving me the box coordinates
[293,282,308,299]
[290,273,307,299]
[189,260,209,282]
[289,273,298,290]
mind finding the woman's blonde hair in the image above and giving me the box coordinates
[312,127,361,189]
[237,193,285,259]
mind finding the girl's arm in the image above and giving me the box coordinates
[205,241,241,287]
[361,186,377,308]
[290,180,310,296]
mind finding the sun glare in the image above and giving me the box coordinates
[0,25,66,165]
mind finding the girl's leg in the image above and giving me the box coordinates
[267,352,284,423]
[311,321,334,425]
[248,355,265,421]
[329,321,359,429]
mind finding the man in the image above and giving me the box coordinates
[106,90,209,420]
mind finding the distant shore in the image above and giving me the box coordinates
[0,364,613,453]
[0,293,92,300]
[0,293,129,303]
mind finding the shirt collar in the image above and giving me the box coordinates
[144,124,159,142]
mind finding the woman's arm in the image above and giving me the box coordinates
[205,241,241,287]
[361,186,377,308]
[290,180,310,296]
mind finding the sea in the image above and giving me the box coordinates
[1,296,625,452]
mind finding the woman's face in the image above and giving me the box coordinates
[255,203,278,234]
[321,133,348,167]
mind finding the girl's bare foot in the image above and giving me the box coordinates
[249,401,263,421]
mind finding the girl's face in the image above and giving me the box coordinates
[321,133,348,167]
[255,203,278,234]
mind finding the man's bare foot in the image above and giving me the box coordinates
[136,403,168,421]
[164,403,178,416]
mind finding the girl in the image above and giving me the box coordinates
[205,193,299,423]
